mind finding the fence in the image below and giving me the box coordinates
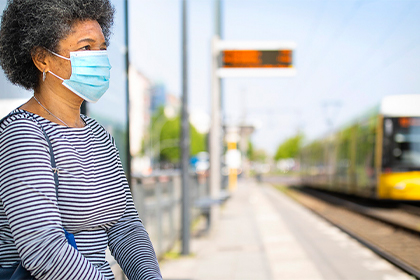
[109,170,210,279]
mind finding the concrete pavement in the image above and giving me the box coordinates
[159,179,412,280]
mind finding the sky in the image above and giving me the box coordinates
[129,0,420,155]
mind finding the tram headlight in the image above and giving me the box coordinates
[394,182,406,190]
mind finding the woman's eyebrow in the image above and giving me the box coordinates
[77,38,106,45]
[77,38,95,44]
[76,38,107,47]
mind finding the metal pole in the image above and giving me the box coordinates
[209,0,222,227]
[218,0,225,192]
[215,0,224,191]
[215,0,222,38]
[124,0,132,188]
[210,36,221,195]
[123,1,132,277]
[181,0,190,255]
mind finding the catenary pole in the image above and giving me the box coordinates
[216,0,222,37]
[209,0,222,228]
[124,0,132,188]
[216,0,223,190]
[181,0,191,255]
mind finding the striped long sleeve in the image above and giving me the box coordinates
[0,110,162,280]
[0,118,105,280]
[106,138,162,279]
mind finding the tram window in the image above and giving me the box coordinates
[394,133,420,143]
[382,117,420,170]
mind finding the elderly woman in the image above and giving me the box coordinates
[0,0,162,279]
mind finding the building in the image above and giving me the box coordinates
[150,83,166,113]
[129,66,153,174]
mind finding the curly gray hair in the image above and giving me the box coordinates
[0,0,115,90]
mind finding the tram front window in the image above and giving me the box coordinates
[382,117,420,171]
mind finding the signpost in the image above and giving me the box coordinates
[209,38,296,226]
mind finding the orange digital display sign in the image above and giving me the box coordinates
[222,50,293,68]
[399,117,420,128]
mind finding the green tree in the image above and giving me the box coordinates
[274,133,304,161]
[152,111,207,164]
[159,117,180,163]
[247,141,254,160]
[190,124,206,156]
[246,141,268,162]
[252,149,268,162]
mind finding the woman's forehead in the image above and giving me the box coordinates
[57,20,105,50]
[70,20,104,40]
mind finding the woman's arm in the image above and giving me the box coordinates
[106,140,162,280]
[0,119,105,280]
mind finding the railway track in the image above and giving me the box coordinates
[277,185,420,279]
[301,188,420,235]
[399,203,420,217]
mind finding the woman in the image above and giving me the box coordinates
[0,0,162,279]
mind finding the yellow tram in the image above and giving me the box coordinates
[300,94,420,200]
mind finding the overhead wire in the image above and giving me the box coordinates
[327,1,418,99]
[292,0,328,98]
[301,0,364,96]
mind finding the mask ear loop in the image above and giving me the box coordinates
[47,49,71,61]
[48,70,65,81]
[44,49,70,82]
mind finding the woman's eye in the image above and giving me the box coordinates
[80,45,90,50]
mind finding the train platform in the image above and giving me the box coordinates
[159,179,413,280]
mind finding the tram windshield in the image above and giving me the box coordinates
[382,117,420,171]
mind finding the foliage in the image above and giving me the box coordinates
[355,116,376,167]
[159,117,207,163]
[246,141,268,162]
[274,133,304,161]
[159,117,180,163]
[337,126,353,161]
[150,107,207,164]
[189,124,206,156]
[305,140,324,164]
[250,149,268,162]
[247,141,254,159]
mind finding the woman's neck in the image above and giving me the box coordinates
[21,86,85,128]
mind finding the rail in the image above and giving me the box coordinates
[282,186,420,279]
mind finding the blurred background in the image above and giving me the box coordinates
[0,0,420,175]
[1,0,420,278]
[1,0,419,175]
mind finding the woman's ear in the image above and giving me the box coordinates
[31,46,49,73]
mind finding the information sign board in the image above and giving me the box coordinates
[222,50,293,68]
[214,40,296,77]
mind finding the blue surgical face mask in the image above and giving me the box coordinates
[47,50,112,103]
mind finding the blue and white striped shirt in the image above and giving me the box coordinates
[0,109,162,280]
